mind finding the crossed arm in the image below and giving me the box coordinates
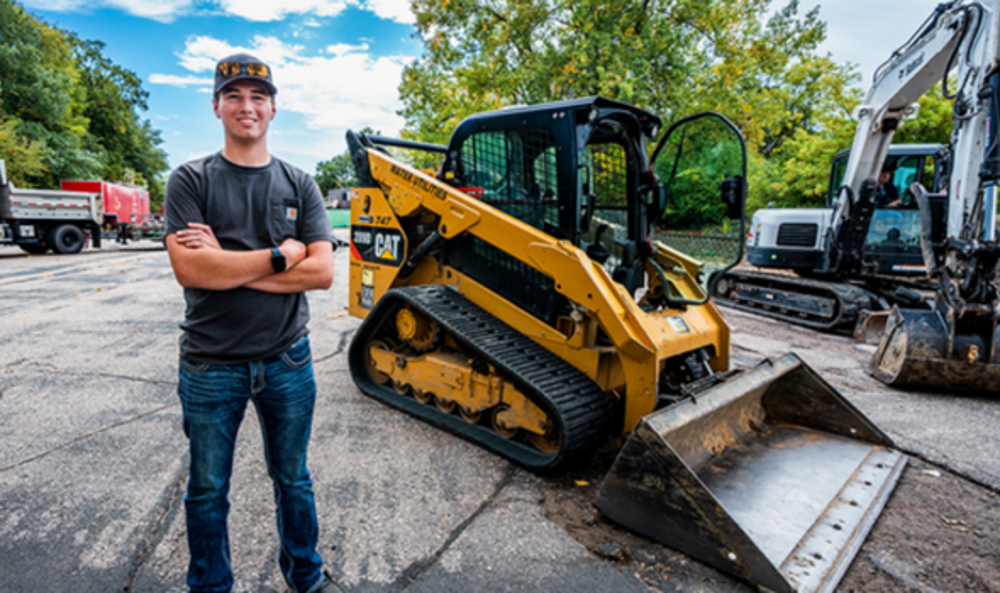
[166,222,334,293]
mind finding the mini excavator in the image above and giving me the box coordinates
[717,0,1000,391]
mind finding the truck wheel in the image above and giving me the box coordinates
[49,224,86,254]
[19,243,49,255]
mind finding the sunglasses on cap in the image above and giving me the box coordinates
[217,61,270,79]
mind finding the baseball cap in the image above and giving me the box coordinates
[214,53,278,96]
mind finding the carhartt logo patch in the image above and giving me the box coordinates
[286,207,298,220]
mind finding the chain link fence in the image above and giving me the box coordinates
[653,230,743,265]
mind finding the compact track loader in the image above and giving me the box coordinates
[346,97,904,592]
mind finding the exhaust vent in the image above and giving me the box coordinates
[777,223,818,247]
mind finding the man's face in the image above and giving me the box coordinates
[879,171,892,184]
[212,80,276,144]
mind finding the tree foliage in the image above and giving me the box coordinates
[750,81,954,213]
[0,0,167,205]
[314,127,378,194]
[400,0,953,229]
[315,153,357,194]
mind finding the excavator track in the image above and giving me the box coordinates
[348,285,613,471]
[712,269,878,331]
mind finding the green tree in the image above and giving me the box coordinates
[71,36,169,207]
[402,1,851,152]
[0,0,167,205]
[0,0,99,185]
[315,127,379,193]
[0,116,48,186]
[314,153,357,194]
[749,81,954,214]
[401,0,861,229]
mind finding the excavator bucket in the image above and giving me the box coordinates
[870,306,1000,390]
[596,353,905,593]
[853,309,890,343]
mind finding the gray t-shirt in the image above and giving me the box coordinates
[165,153,333,364]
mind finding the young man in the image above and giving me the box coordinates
[877,166,901,208]
[164,53,342,593]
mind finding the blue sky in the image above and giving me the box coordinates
[19,0,944,178]
[20,0,419,175]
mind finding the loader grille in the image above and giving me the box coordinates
[777,223,818,247]
[444,235,563,323]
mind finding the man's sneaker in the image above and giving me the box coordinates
[309,571,347,593]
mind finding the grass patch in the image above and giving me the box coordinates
[327,208,351,228]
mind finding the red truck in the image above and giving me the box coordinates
[60,180,163,240]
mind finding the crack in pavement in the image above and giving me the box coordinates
[123,459,188,592]
[388,466,516,593]
[0,402,179,474]
[314,329,358,365]
[897,447,1000,495]
[4,364,177,386]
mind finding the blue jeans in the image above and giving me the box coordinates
[178,336,324,593]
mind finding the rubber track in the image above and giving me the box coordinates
[713,269,878,331]
[348,285,613,472]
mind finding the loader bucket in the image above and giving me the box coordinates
[596,353,905,593]
[870,306,1000,390]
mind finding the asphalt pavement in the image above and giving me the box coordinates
[0,238,997,592]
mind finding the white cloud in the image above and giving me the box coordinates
[23,0,412,24]
[361,0,413,24]
[211,0,413,24]
[213,0,352,22]
[21,0,194,22]
[326,42,370,57]
[153,35,411,164]
[148,74,212,87]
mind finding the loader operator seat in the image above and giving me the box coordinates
[613,240,643,295]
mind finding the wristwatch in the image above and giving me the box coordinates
[270,247,286,273]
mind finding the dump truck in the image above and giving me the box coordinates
[60,179,163,241]
[0,160,161,253]
[345,97,904,592]
[0,160,103,254]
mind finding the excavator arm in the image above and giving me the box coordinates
[826,1,977,274]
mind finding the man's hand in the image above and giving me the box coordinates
[279,237,308,269]
[175,223,222,250]
[244,240,334,293]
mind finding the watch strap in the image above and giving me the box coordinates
[270,247,286,273]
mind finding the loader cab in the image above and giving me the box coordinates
[439,98,746,305]
[437,98,665,313]
[440,97,660,246]
[825,143,949,208]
